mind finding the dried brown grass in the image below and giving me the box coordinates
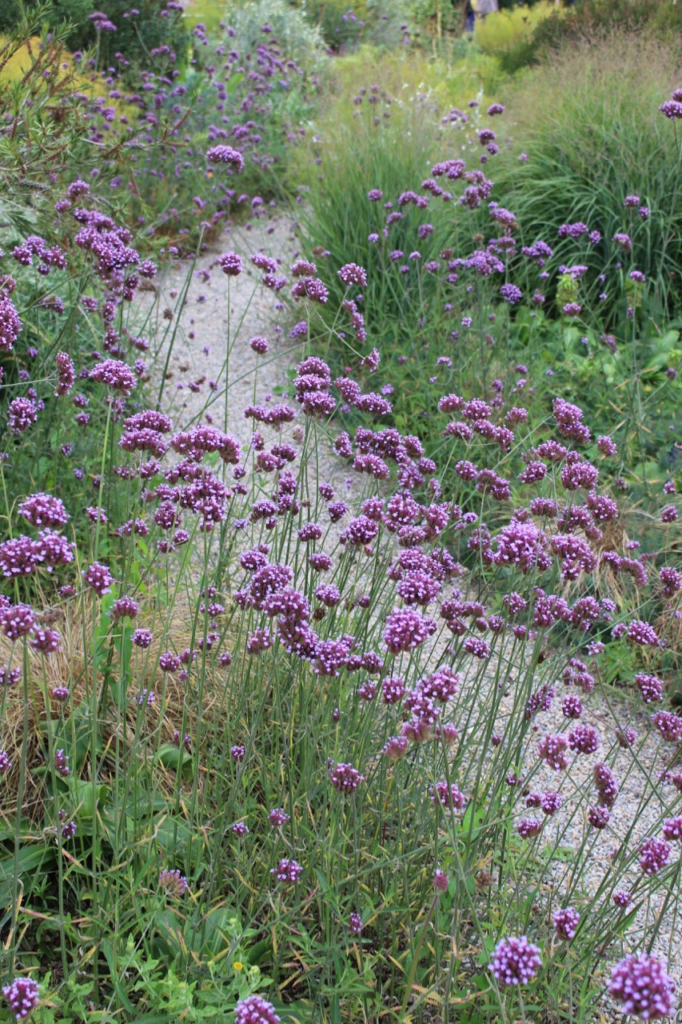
[0,593,229,823]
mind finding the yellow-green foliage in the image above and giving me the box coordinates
[297,0,370,19]
[0,36,49,83]
[323,44,503,117]
[474,1,557,55]
[0,35,115,106]
[182,0,225,33]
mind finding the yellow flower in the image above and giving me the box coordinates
[233,961,244,972]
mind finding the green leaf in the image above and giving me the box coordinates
[101,940,135,1013]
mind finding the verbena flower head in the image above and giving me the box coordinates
[8,398,37,435]
[568,724,600,755]
[494,519,551,574]
[662,816,682,842]
[271,858,303,884]
[234,995,280,1024]
[249,335,268,354]
[54,749,70,778]
[490,936,542,987]
[159,652,181,673]
[500,283,522,304]
[31,628,60,656]
[0,296,22,352]
[206,145,244,171]
[597,435,617,456]
[218,251,242,276]
[132,629,153,648]
[0,536,41,578]
[639,837,671,875]
[607,953,676,1019]
[651,711,682,743]
[659,566,681,596]
[18,493,69,528]
[553,907,579,941]
[383,607,436,653]
[269,808,290,827]
[382,735,408,760]
[82,562,114,596]
[588,806,610,829]
[660,98,682,119]
[0,665,21,687]
[54,352,75,396]
[593,763,619,807]
[1,603,35,641]
[2,977,40,1020]
[636,673,664,703]
[329,762,365,793]
[517,817,543,840]
[537,733,569,771]
[430,780,467,811]
[627,620,659,647]
[159,868,187,898]
[348,911,363,934]
[89,359,137,395]
[540,791,562,816]
[338,263,367,288]
[110,597,139,621]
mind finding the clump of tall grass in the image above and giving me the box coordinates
[492,33,682,321]
[293,46,501,321]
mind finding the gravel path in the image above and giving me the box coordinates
[145,212,682,1000]
[146,214,301,440]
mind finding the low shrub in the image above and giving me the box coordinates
[473,1,557,58]
[228,0,327,73]
[297,0,369,50]
[295,0,408,52]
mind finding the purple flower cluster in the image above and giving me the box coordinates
[271,858,303,885]
[0,296,22,352]
[206,144,244,171]
[2,978,40,1020]
[639,837,671,875]
[490,936,542,987]
[329,762,365,793]
[608,953,676,1019]
[159,868,188,897]
[234,996,280,1024]
[82,562,114,596]
[430,780,467,811]
[383,607,436,653]
[553,906,579,941]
